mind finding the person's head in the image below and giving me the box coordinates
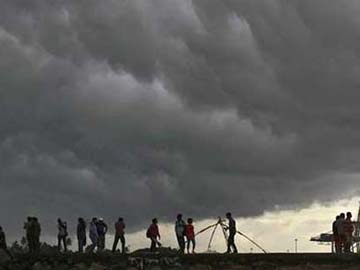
[226,212,232,219]
[0,226,3,232]
[57,218,62,224]
[187,218,193,224]
[340,213,345,219]
[33,217,38,222]
[27,216,32,222]
[347,212,352,219]
[99,217,104,223]
[118,217,123,222]
[336,215,340,220]
[92,217,97,223]
[152,218,158,224]
[177,214,182,220]
[78,218,83,223]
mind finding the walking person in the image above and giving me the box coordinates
[77,218,87,253]
[175,214,186,253]
[0,226,13,259]
[185,218,196,254]
[89,218,98,253]
[343,212,354,253]
[225,212,238,253]
[57,218,68,252]
[112,217,126,253]
[96,218,108,251]
[146,218,161,252]
[332,215,340,253]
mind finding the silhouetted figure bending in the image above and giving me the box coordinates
[77,218,87,253]
[96,218,108,251]
[225,212,238,253]
[147,218,161,252]
[344,212,354,253]
[175,214,186,253]
[0,226,13,259]
[112,217,126,253]
[57,219,68,252]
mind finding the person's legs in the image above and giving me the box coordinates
[231,233,238,253]
[176,235,182,252]
[344,234,352,253]
[89,237,97,253]
[191,239,196,253]
[227,233,237,253]
[112,235,119,252]
[150,238,156,252]
[180,236,185,253]
[78,238,82,252]
[101,235,105,250]
[27,236,33,253]
[334,235,340,253]
[187,238,190,253]
[227,234,233,253]
[57,235,62,251]
[63,237,67,252]
[120,235,126,254]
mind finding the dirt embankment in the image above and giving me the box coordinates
[1,250,360,270]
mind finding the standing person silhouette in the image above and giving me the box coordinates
[89,218,98,253]
[96,218,108,251]
[332,215,340,253]
[225,212,238,254]
[77,218,87,253]
[57,218,68,252]
[33,217,41,253]
[112,217,126,253]
[175,214,186,253]
[185,218,196,254]
[343,212,354,253]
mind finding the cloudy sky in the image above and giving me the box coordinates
[1,0,360,252]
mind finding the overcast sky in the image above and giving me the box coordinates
[1,0,360,251]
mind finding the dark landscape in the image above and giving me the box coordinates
[2,249,360,270]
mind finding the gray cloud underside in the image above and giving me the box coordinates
[1,0,360,236]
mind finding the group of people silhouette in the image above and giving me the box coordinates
[0,212,239,257]
[332,211,357,253]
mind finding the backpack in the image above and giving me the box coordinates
[146,227,151,238]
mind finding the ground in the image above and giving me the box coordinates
[1,248,360,270]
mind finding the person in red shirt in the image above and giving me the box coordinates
[146,218,161,252]
[185,218,195,254]
[112,217,126,253]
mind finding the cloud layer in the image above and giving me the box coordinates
[1,0,360,237]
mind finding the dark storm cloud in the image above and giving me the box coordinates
[1,0,360,237]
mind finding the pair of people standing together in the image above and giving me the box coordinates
[175,214,195,254]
